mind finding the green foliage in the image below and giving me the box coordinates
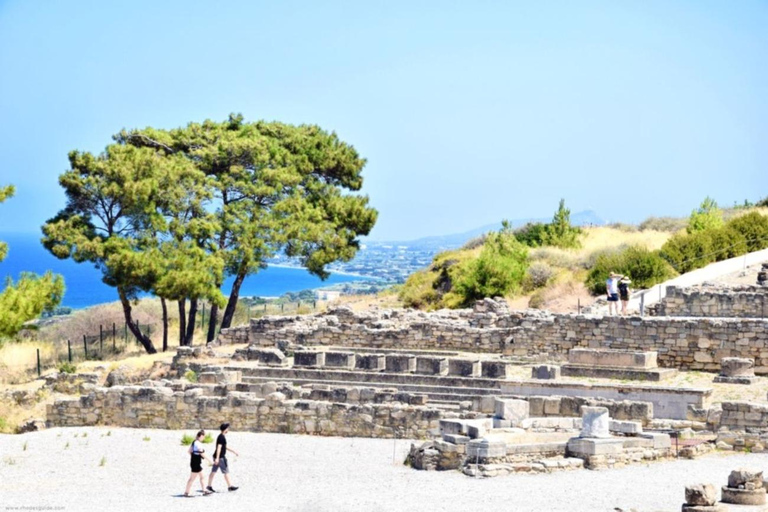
[687,197,724,234]
[0,184,64,338]
[638,216,686,232]
[727,212,768,252]
[659,230,716,273]
[514,222,547,247]
[451,227,528,307]
[58,362,77,374]
[0,417,6,432]
[180,433,194,446]
[585,246,677,295]
[540,199,582,249]
[184,369,198,383]
[757,197,768,208]
[524,262,555,290]
[99,456,106,467]
[203,433,213,444]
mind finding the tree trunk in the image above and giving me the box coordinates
[185,299,198,346]
[160,297,168,352]
[178,299,186,346]
[118,288,157,354]
[221,268,248,330]
[206,303,219,343]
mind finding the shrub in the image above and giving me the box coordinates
[180,433,194,446]
[638,216,686,232]
[203,433,213,444]
[585,246,677,295]
[524,262,555,290]
[659,230,714,273]
[540,199,582,249]
[399,270,439,309]
[461,234,487,250]
[58,362,77,374]
[758,197,768,208]
[726,211,768,252]
[514,222,547,247]
[452,229,528,306]
[687,197,724,234]
[183,369,198,383]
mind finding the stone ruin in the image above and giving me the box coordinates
[42,280,768,480]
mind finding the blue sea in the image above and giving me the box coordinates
[0,233,371,309]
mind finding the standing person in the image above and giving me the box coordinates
[618,277,632,316]
[606,272,622,315]
[184,430,212,497]
[207,422,239,493]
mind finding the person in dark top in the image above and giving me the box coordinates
[207,422,240,493]
[618,277,632,316]
[184,430,212,497]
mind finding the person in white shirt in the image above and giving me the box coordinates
[605,272,623,316]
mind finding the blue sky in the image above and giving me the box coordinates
[0,0,765,241]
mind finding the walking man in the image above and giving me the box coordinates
[207,422,239,493]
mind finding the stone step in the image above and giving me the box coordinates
[560,364,678,382]
[229,364,508,389]
[238,375,500,403]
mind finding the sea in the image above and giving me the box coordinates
[0,233,372,309]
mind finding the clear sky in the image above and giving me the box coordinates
[0,0,766,241]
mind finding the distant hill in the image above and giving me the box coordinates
[375,210,605,250]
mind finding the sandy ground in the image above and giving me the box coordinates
[1,427,766,512]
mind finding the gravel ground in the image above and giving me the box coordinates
[1,427,767,512]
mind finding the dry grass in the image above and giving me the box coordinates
[579,226,671,253]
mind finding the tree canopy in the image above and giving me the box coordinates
[0,184,64,339]
[43,114,377,352]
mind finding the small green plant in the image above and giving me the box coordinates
[57,361,77,374]
[687,197,724,234]
[81,432,88,438]
[184,370,198,383]
[142,436,151,442]
[203,433,213,444]
[64,441,70,449]
[180,433,195,446]
[22,441,27,451]
[73,433,78,438]
[99,456,106,467]
[106,430,112,437]
[4,456,16,465]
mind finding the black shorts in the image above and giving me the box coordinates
[607,293,619,302]
[620,293,629,301]
[190,456,203,473]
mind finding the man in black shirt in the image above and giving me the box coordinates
[207,422,240,492]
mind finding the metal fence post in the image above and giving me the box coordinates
[68,340,72,363]
[36,349,41,377]
[83,335,88,359]
[99,324,103,357]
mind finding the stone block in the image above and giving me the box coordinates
[493,418,512,428]
[324,351,356,369]
[567,348,658,368]
[439,419,465,436]
[472,395,497,414]
[447,359,481,377]
[531,365,560,380]
[609,420,643,435]
[566,437,624,456]
[198,372,219,384]
[580,406,610,438]
[467,438,506,459]
[720,358,756,377]
[494,398,529,426]
[293,351,325,368]
[640,432,672,449]
[721,486,767,505]
[728,469,763,489]
[247,347,287,365]
[685,484,717,507]
[415,357,448,376]
[355,354,386,371]
[481,360,511,379]
[385,355,416,373]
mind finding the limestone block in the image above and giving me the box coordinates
[721,486,766,505]
[247,347,287,365]
[442,433,470,445]
[467,438,506,459]
[580,406,610,438]
[355,354,386,371]
[566,437,623,456]
[385,355,416,373]
[415,357,448,376]
[728,468,764,489]
[685,484,717,506]
[447,359,481,377]
[531,365,560,380]
[568,348,658,368]
[609,420,643,435]
[639,432,672,449]
[494,398,529,426]
[325,351,355,369]
[293,351,325,368]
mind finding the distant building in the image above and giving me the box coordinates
[316,290,342,302]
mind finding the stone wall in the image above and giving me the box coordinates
[46,385,441,439]
[243,303,768,373]
[651,285,768,318]
[719,401,768,430]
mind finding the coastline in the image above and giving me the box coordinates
[266,262,381,281]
